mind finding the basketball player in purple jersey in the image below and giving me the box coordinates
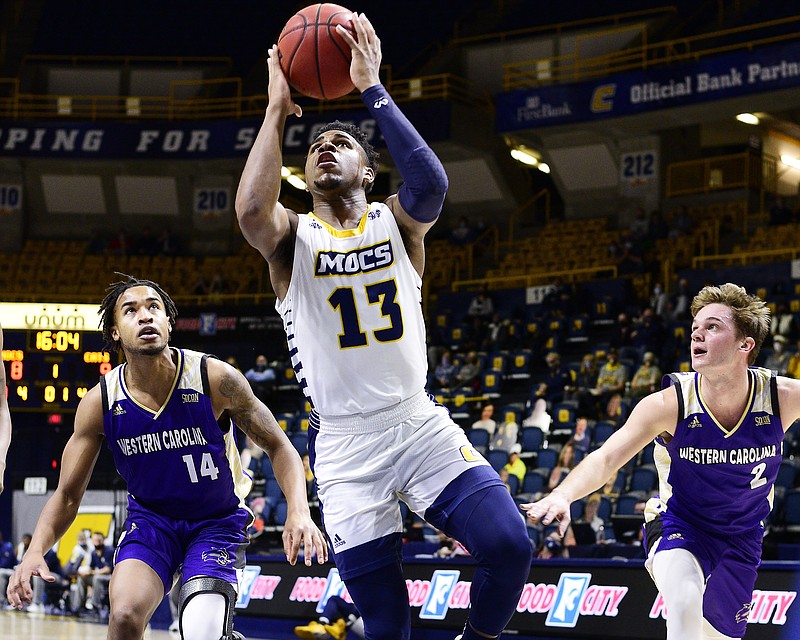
[7,276,327,640]
[0,323,12,494]
[237,12,531,640]
[523,283,799,640]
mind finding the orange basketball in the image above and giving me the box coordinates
[277,3,356,100]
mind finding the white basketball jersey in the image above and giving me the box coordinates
[276,203,428,416]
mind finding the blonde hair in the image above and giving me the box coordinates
[690,283,771,365]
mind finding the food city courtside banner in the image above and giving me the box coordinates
[0,103,450,159]
[495,42,800,132]
[235,557,798,639]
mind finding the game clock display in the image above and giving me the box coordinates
[2,330,116,412]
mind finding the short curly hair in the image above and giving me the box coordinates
[98,274,178,353]
[314,120,380,192]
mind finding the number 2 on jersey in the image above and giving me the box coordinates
[329,279,404,349]
[182,453,220,483]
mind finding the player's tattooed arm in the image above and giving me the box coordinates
[214,364,284,453]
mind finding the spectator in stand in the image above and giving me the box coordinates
[522,398,551,435]
[570,418,591,456]
[432,350,457,390]
[15,533,31,563]
[668,204,693,239]
[471,403,497,438]
[503,444,527,485]
[566,354,601,420]
[483,313,512,352]
[453,351,482,392]
[577,493,613,544]
[610,312,638,364]
[629,352,662,401]
[764,335,790,376]
[591,348,628,420]
[73,531,113,617]
[466,287,495,346]
[537,529,575,559]
[0,532,15,606]
[490,413,519,454]
[244,354,277,402]
[30,547,69,614]
[208,270,227,297]
[534,352,575,408]
[670,277,692,322]
[630,307,665,363]
[449,215,475,245]
[548,441,576,491]
[771,301,797,342]
[650,283,670,321]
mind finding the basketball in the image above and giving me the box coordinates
[277,3,356,100]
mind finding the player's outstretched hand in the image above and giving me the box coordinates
[6,553,54,610]
[520,491,572,537]
[282,513,328,567]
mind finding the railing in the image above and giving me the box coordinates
[503,14,800,90]
[450,264,618,292]
[0,70,492,121]
[692,247,800,270]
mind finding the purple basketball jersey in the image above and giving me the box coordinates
[647,367,784,535]
[101,348,252,521]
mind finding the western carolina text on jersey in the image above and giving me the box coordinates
[116,427,208,456]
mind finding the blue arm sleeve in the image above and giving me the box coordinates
[361,84,448,223]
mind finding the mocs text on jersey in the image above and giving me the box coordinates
[315,240,394,276]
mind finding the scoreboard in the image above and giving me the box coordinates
[2,329,116,413]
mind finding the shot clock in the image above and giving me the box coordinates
[2,329,116,412]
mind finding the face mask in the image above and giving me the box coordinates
[256,364,267,371]
[774,342,784,353]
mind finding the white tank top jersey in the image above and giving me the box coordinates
[275,203,428,417]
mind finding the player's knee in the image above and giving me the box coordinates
[108,602,148,637]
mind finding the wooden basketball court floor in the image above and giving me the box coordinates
[0,609,175,639]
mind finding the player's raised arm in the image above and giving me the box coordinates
[235,44,301,267]
[338,13,448,268]
[207,359,327,566]
[6,386,104,608]
[0,324,12,494]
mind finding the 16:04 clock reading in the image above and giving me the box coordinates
[2,330,116,412]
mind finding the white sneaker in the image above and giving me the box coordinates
[27,604,43,613]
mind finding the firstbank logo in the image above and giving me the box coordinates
[419,570,460,620]
[546,573,591,628]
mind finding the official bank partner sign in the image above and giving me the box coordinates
[0,103,450,159]
[496,42,800,131]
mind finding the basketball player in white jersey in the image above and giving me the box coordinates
[0,323,11,495]
[236,12,531,640]
[523,283,800,639]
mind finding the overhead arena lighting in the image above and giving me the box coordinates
[735,113,760,125]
